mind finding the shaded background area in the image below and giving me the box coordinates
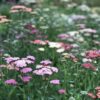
[72,0,100,7]
[0,0,100,7]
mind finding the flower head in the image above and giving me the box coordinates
[40,60,52,66]
[14,59,27,67]
[58,89,66,94]
[5,79,17,85]
[50,79,60,85]
[95,86,100,90]
[20,76,32,83]
[5,57,19,64]
[33,68,53,76]
[33,64,58,76]
[27,55,35,61]
[86,50,100,59]
[87,92,96,99]
[58,34,70,40]
[96,92,100,98]
[82,63,96,71]
[10,5,32,13]
[21,67,32,73]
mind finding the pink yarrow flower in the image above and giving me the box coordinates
[33,68,53,76]
[32,40,48,45]
[82,63,96,71]
[40,60,52,66]
[95,86,100,90]
[50,79,60,85]
[33,60,58,76]
[10,5,32,13]
[80,28,96,33]
[87,92,96,99]
[58,89,66,94]
[5,57,19,64]
[5,55,35,68]
[5,79,17,85]
[22,56,35,64]
[27,55,35,61]
[20,76,32,83]
[58,34,70,40]
[14,59,27,67]
[33,65,58,76]
[51,67,58,72]
[21,67,32,73]
[86,50,100,59]
[96,92,100,98]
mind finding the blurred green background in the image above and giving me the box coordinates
[72,0,100,6]
[0,0,100,7]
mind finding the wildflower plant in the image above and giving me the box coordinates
[0,1,100,100]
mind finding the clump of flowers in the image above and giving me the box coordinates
[50,79,60,85]
[48,41,72,53]
[5,55,35,68]
[5,79,17,85]
[33,60,58,76]
[48,42,62,49]
[32,40,49,45]
[88,86,100,99]
[85,50,100,59]
[10,5,32,13]
[57,33,71,40]
[40,60,52,66]
[82,63,97,71]
[80,28,97,34]
[21,67,32,73]
[20,76,32,83]
[70,14,86,21]
[61,53,78,62]
[87,92,96,99]
[95,86,100,98]
[0,15,11,23]
[33,40,72,53]
[58,89,66,94]
[4,55,35,84]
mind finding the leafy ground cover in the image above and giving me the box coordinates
[0,1,100,100]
